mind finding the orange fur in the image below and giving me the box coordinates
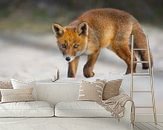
[52,8,153,78]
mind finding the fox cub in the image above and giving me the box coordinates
[52,8,153,78]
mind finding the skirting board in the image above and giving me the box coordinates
[136,114,163,122]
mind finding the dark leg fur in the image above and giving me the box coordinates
[83,51,100,78]
[68,57,80,77]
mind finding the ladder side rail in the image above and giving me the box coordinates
[130,35,134,99]
[146,36,157,124]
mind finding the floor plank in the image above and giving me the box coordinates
[133,126,141,130]
[135,122,163,130]
[135,122,150,130]
[159,123,163,127]
[150,123,163,130]
[143,122,160,130]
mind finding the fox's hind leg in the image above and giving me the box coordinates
[83,50,100,78]
[68,56,80,77]
[110,23,137,74]
[111,41,137,74]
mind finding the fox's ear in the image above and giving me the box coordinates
[52,23,64,37]
[77,22,88,36]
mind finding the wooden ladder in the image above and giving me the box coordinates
[130,35,157,124]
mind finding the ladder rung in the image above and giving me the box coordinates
[132,73,150,76]
[133,48,147,51]
[132,91,152,93]
[133,61,149,63]
[135,106,153,108]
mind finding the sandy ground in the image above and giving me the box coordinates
[0,25,162,120]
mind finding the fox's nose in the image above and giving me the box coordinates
[65,57,71,61]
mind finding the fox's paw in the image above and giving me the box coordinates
[68,72,76,78]
[84,71,95,78]
[142,63,149,69]
[83,65,95,78]
[125,67,136,74]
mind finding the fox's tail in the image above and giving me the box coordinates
[132,21,153,69]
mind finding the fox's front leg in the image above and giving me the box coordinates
[68,56,80,77]
[83,51,100,78]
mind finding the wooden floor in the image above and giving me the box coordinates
[134,122,163,130]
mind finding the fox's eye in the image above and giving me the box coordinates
[73,44,79,48]
[61,44,67,49]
